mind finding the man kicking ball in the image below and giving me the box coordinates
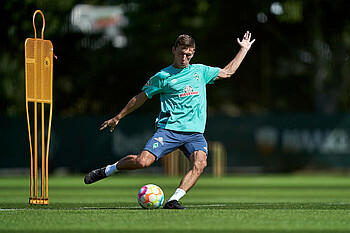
[84,32,255,209]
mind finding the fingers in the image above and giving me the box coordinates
[100,119,118,132]
[100,121,108,130]
[238,31,254,43]
[237,31,255,50]
[243,31,251,41]
[110,125,115,132]
[242,31,256,45]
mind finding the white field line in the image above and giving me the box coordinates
[0,208,31,211]
[2,203,348,211]
[0,204,227,211]
[0,207,140,211]
[186,204,227,207]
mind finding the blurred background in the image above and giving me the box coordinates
[1,0,350,175]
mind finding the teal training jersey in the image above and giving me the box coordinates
[142,64,220,133]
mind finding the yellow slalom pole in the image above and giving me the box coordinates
[26,10,53,205]
[45,103,53,201]
[40,22,45,202]
[41,103,45,200]
[33,10,45,40]
[34,102,38,199]
[26,101,33,200]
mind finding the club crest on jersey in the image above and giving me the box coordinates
[179,85,199,97]
[194,73,199,81]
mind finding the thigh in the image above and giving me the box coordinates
[181,133,208,158]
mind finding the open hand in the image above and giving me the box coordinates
[100,117,119,132]
[237,31,255,51]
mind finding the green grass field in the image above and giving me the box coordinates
[1,174,350,232]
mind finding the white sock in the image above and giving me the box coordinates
[168,188,186,202]
[105,162,119,176]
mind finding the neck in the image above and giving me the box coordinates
[172,63,189,69]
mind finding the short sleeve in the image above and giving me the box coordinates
[142,72,166,99]
[201,65,220,84]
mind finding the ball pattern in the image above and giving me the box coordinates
[137,184,164,209]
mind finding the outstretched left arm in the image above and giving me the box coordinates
[216,31,255,80]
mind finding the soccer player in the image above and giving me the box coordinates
[84,32,255,209]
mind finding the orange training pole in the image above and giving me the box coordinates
[25,10,53,205]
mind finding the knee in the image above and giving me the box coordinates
[136,158,151,169]
[135,152,155,169]
[193,157,207,173]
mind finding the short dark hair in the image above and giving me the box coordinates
[173,34,196,49]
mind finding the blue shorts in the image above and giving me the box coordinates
[143,128,208,160]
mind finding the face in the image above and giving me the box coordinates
[172,46,195,68]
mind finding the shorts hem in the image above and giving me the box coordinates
[143,149,159,160]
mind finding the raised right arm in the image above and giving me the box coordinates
[216,31,255,80]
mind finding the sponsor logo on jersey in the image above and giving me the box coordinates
[179,85,199,97]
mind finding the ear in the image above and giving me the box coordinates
[172,47,175,54]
